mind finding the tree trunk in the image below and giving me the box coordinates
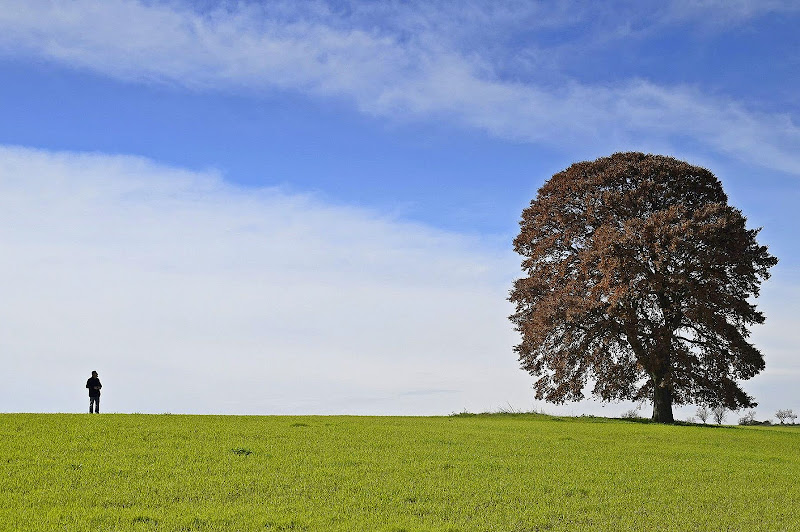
[651,381,674,423]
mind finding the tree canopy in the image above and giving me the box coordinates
[509,152,777,423]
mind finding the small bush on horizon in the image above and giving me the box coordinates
[738,411,757,426]
[621,409,641,420]
[696,406,710,424]
[495,402,526,415]
[775,409,797,425]
[449,406,551,418]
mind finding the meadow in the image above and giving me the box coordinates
[1,413,798,531]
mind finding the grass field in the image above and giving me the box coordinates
[1,413,798,531]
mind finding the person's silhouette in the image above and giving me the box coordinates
[86,371,102,413]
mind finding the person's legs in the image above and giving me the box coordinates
[89,397,93,413]
[89,396,99,413]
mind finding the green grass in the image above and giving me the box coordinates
[1,413,798,531]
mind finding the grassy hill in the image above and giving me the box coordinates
[1,413,798,531]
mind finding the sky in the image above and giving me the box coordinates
[0,0,798,420]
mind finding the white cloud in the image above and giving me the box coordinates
[0,0,799,174]
[0,145,533,414]
[744,279,800,414]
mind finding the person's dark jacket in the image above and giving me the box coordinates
[86,377,102,397]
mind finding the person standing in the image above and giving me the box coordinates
[86,371,102,413]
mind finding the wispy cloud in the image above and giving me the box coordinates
[1,0,798,174]
[0,145,531,414]
[665,0,800,24]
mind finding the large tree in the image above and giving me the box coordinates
[509,152,777,423]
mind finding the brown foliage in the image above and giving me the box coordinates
[509,153,777,422]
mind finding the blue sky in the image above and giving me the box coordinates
[0,0,798,419]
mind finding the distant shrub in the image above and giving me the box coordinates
[449,409,477,417]
[696,406,710,424]
[738,411,757,426]
[621,409,641,420]
[685,416,697,424]
[775,409,797,425]
[495,403,525,414]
